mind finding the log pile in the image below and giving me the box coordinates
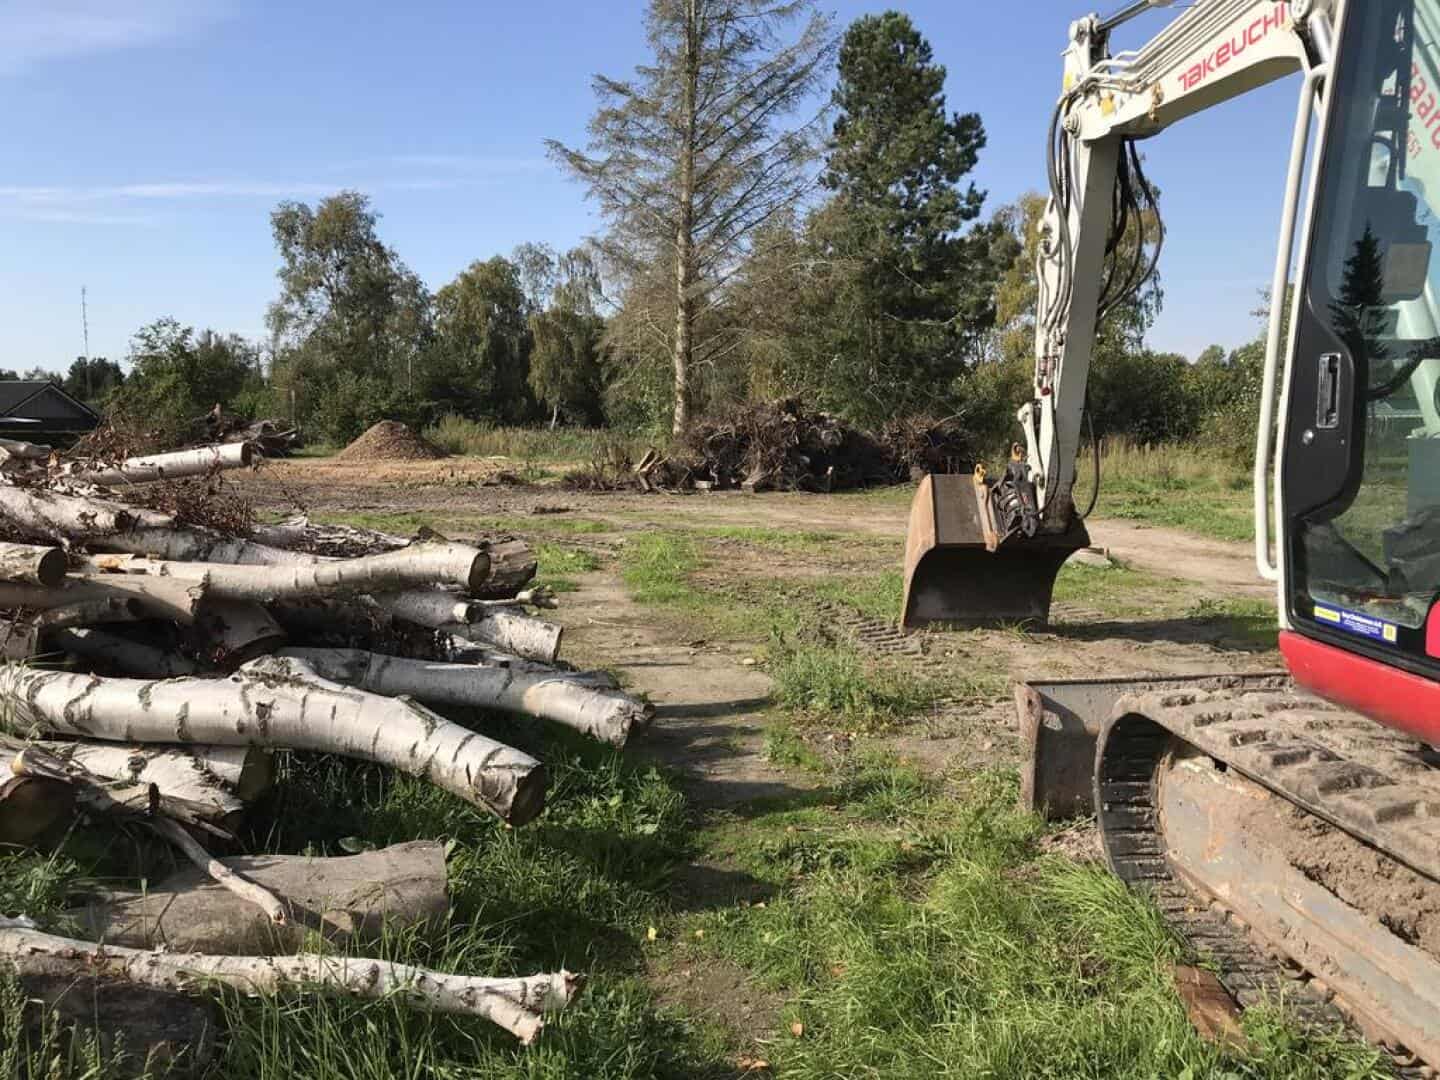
[0,438,644,1063]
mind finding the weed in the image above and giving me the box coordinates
[619,534,704,608]
[423,417,652,464]
[767,638,937,732]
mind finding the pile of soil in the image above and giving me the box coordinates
[336,421,444,463]
[677,399,971,492]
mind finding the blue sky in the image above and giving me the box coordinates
[0,0,1298,374]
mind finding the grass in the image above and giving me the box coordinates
[4,728,738,1079]
[766,639,938,732]
[684,758,1390,1080]
[1078,440,1255,543]
[423,416,653,464]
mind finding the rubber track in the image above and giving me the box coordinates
[1099,690,1436,1077]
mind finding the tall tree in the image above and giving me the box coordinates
[527,247,608,426]
[109,319,261,435]
[266,192,432,440]
[549,0,834,434]
[762,11,1005,422]
[431,257,535,424]
[62,356,125,407]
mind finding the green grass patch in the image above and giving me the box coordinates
[685,524,840,553]
[619,533,705,608]
[690,762,1388,1080]
[809,571,904,623]
[6,727,737,1077]
[1186,596,1278,648]
[537,542,602,580]
[1078,441,1255,543]
[767,639,937,732]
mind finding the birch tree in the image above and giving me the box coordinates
[548,0,834,434]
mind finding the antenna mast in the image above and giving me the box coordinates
[81,286,91,398]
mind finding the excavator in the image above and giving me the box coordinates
[902,0,1440,1068]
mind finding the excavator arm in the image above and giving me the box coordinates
[903,0,1333,628]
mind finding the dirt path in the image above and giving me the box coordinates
[555,572,804,808]
[1085,519,1272,601]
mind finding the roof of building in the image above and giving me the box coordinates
[0,381,98,422]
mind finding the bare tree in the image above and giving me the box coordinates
[548,0,834,434]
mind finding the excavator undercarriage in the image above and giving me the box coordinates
[1020,674,1440,1070]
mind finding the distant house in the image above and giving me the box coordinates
[0,381,99,444]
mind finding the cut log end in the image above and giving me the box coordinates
[508,764,548,828]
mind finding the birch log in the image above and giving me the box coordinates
[282,648,649,746]
[0,485,135,539]
[250,517,412,558]
[70,442,255,486]
[442,609,564,664]
[0,436,52,460]
[0,576,203,623]
[0,917,580,1043]
[0,541,65,586]
[80,841,448,954]
[32,596,142,629]
[438,640,619,689]
[0,661,547,825]
[472,538,538,599]
[33,739,272,819]
[377,589,481,627]
[46,627,201,676]
[81,543,492,600]
[196,600,286,666]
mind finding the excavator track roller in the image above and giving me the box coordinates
[901,473,1091,629]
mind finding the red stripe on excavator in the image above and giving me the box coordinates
[1280,631,1440,746]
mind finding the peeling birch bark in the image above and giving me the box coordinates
[442,610,564,664]
[439,640,620,689]
[0,541,65,586]
[281,648,649,746]
[81,543,491,600]
[80,841,447,954]
[3,738,235,834]
[0,917,580,1043]
[0,661,547,825]
[70,443,256,486]
[46,627,201,676]
[0,576,203,623]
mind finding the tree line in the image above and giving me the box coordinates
[59,3,1266,461]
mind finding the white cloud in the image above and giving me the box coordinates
[0,0,231,74]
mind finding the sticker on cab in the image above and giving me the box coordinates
[1313,604,1400,646]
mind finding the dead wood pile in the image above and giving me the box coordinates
[0,435,645,1062]
[336,420,445,462]
[565,400,972,494]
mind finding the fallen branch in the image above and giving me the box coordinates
[250,517,412,558]
[70,443,256,486]
[32,596,142,630]
[149,815,287,925]
[282,648,650,746]
[0,661,547,825]
[79,841,447,954]
[0,916,580,1043]
[378,589,481,627]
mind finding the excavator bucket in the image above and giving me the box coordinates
[901,473,1091,629]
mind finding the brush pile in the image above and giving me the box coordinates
[0,436,641,1065]
[605,400,973,494]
